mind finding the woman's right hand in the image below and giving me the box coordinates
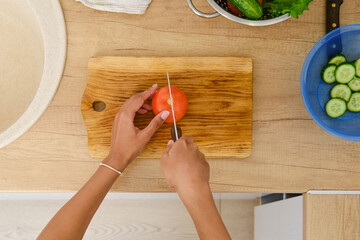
[160,136,210,194]
[161,137,231,240]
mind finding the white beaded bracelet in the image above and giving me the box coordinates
[99,163,123,176]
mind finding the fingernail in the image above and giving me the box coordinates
[152,83,158,88]
[167,140,174,146]
[161,111,170,120]
[169,184,174,189]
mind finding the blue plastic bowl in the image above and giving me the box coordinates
[301,24,360,141]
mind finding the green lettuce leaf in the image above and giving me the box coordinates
[263,0,313,19]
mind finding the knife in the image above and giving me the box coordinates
[326,0,343,59]
[326,0,343,34]
[167,72,182,142]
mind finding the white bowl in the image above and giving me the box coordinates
[0,0,66,149]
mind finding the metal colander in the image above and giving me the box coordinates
[187,0,291,26]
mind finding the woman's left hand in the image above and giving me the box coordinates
[38,86,169,240]
[103,84,169,172]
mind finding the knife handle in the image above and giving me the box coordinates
[326,0,343,33]
[171,126,182,142]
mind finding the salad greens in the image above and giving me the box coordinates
[263,0,313,19]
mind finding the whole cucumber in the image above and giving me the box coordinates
[228,0,263,19]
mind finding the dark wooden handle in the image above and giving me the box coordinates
[326,0,343,33]
[171,126,182,142]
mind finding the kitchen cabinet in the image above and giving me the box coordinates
[255,196,303,240]
[304,192,360,240]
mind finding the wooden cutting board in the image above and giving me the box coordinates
[81,57,253,159]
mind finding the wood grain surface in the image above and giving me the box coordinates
[0,194,256,240]
[81,57,253,158]
[0,0,359,192]
[304,194,360,240]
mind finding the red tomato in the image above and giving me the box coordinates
[227,0,262,16]
[227,0,242,16]
[152,86,188,123]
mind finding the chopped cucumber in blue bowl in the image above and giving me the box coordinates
[301,24,360,141]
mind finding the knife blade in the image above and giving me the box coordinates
[167,72,181,141]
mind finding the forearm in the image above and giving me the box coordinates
[178,184,231,240]
[38,165,119,240]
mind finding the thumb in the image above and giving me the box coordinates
[142,111,170,140]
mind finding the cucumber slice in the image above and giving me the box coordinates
[330,84,352,102]
[354,58,360,77]
[347,92,360,112]
[335,63,356,83]
[328,54,347,66]
[326,98,347,118]
[321,64,337,83]
[348,77,360,91]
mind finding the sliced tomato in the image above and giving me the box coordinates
[152,86,188,123]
